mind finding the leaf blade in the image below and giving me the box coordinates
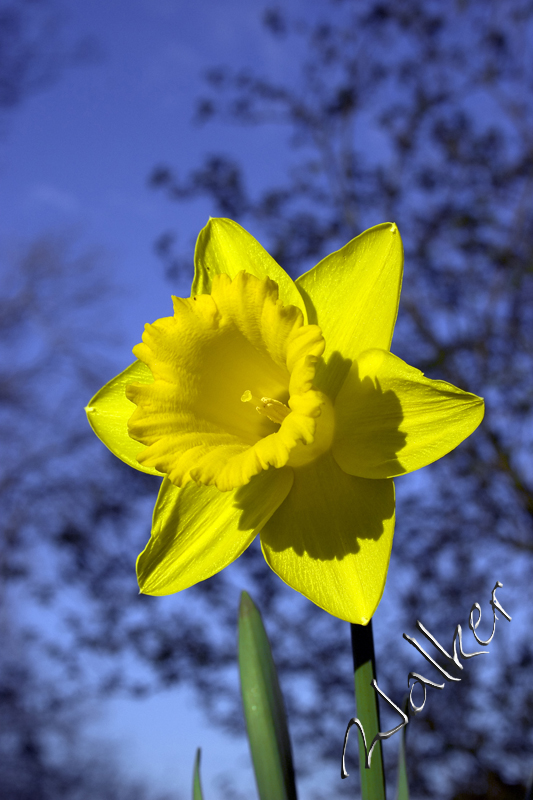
[192,748,204,800]
[238,591,297,800]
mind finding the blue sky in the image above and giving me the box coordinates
[5,3,524,797]
[1,0,300,364]
[0,1,334,796]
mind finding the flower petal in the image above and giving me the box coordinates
[333,348,485,479]
[193,217,307,319]
[260,452,395,624]
[137,466,294,595]
[85,361,162,476]
[296,222,403,397]
[127,272,324,491]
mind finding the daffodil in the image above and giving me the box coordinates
[86,219,483,624]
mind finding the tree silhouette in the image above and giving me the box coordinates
[3,2,532,798]
[0,235,173,799]
[0,0,97,113]
[146,1,533,796]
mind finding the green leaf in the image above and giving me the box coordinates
[396,697,410,800]
[192,748,204,800]
[238,591,297,800]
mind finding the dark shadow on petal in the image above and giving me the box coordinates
[297,284,354,397]
[335,359,407,477]
[295,282,318,325]
[260,452,395,561]
[259,351,407,560]
[234,466,294,532]
[315,349,353,400]
[236,343,407,561]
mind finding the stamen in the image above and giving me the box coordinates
[241,390,291,425]
[259,397,291,424]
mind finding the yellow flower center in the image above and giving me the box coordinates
[287,394,335,467]
[241,390,292,425]
[126,271,329,491]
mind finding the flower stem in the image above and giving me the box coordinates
[351,620,387,800]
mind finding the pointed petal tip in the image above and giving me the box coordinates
[193,217,305,315]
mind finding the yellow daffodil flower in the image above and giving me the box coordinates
[86,219,484,624]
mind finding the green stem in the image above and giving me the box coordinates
[351,620,387,800]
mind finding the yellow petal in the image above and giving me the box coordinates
[127,271,325,491]
[296,222,403,398]
[333,349,485,479]
[193,217,307,319]
[85,361,162,476]
[260,452,395,624]
[137,466,294,595]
